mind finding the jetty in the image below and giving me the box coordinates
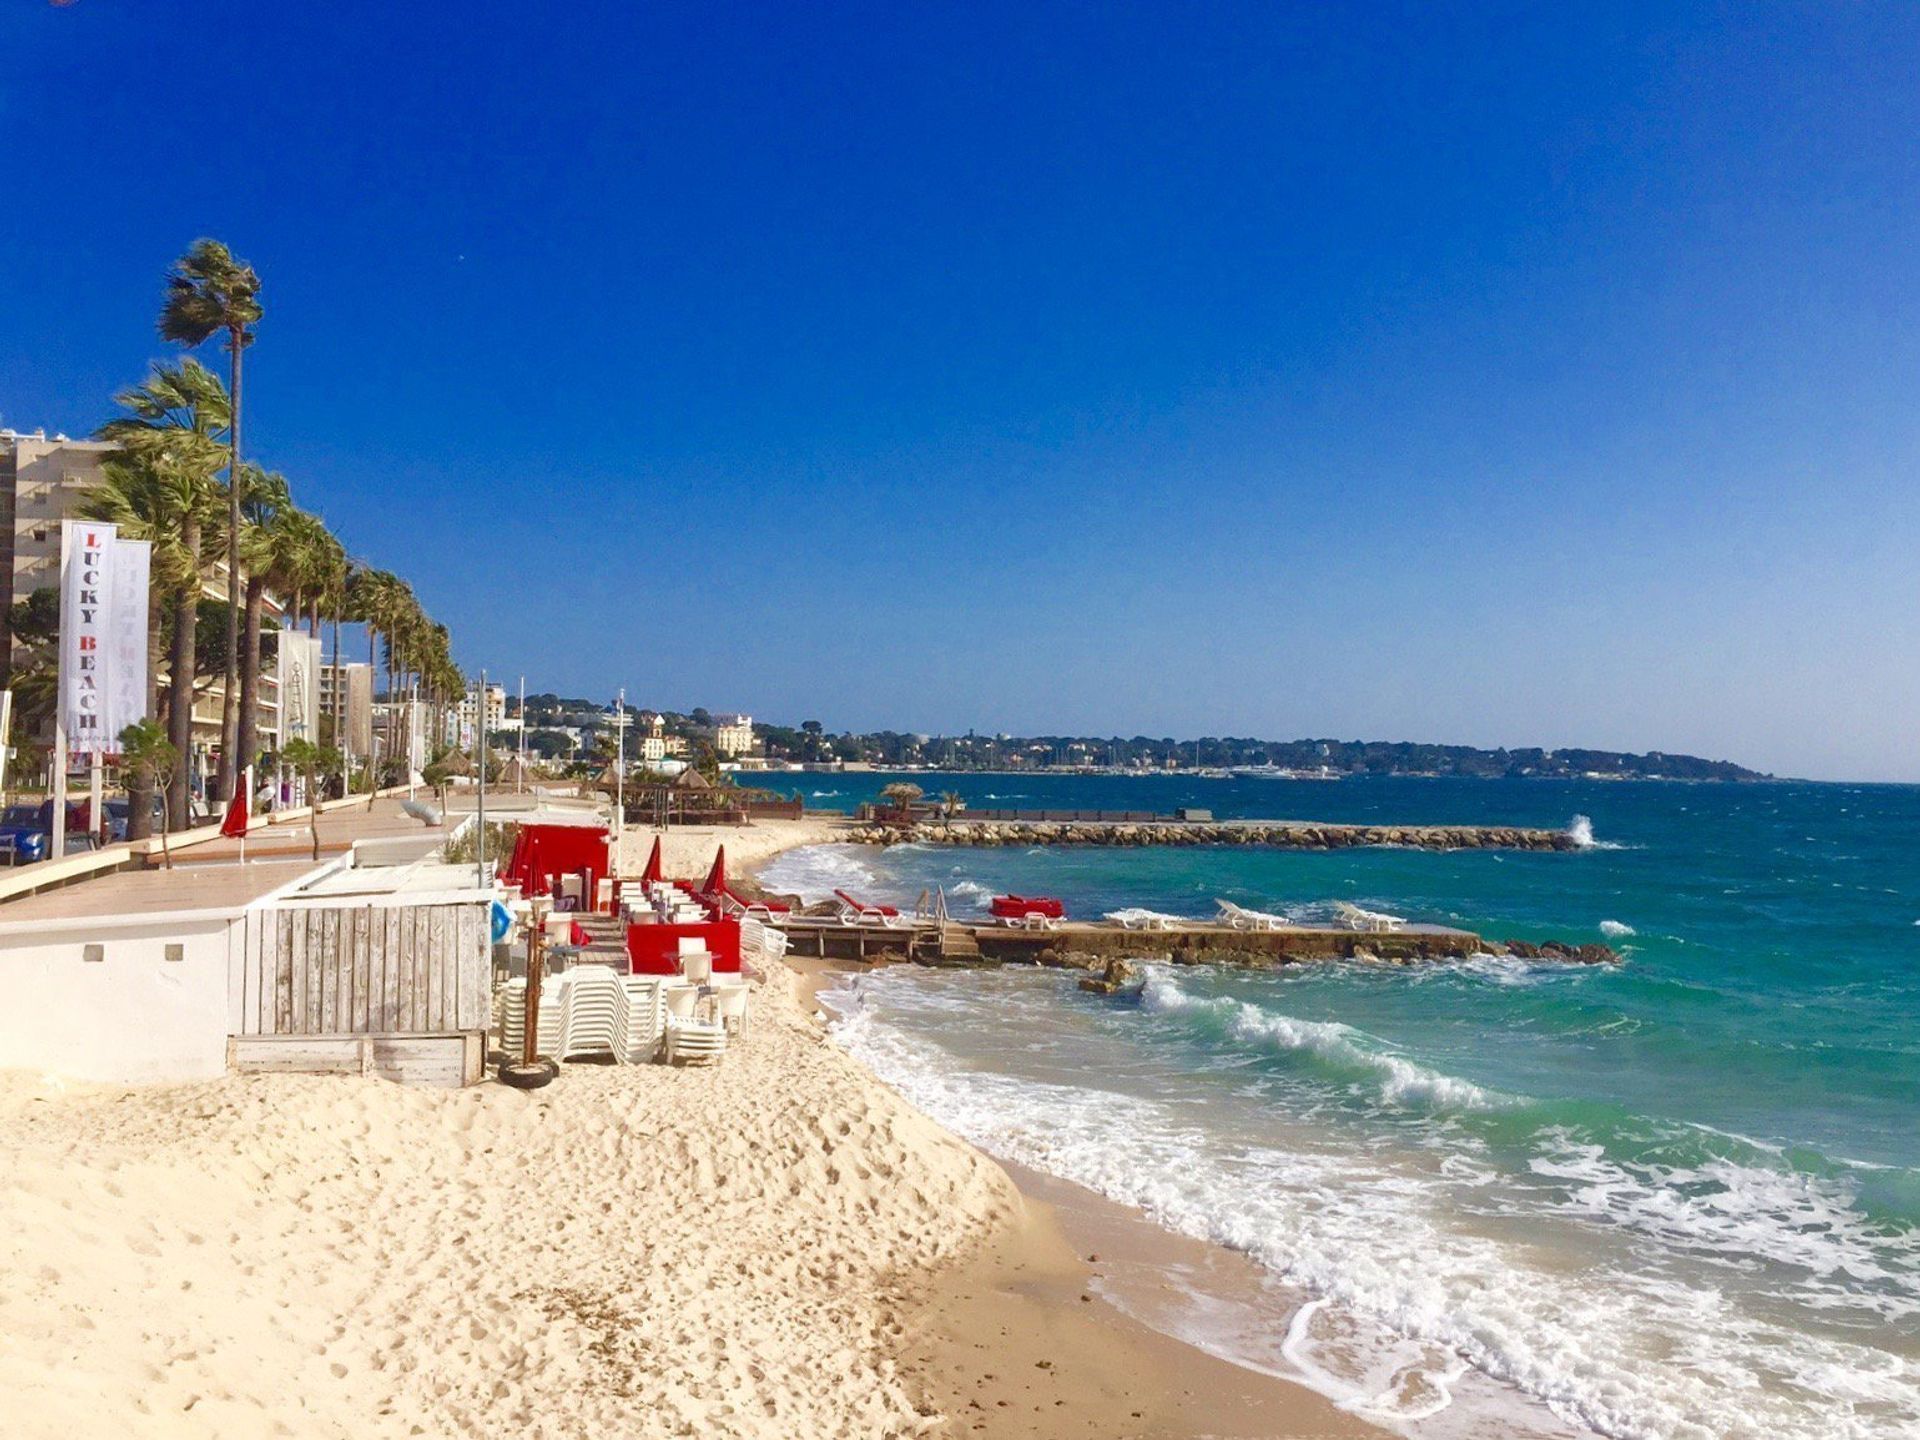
[771,913,1617,968]
[842,817,1579,851]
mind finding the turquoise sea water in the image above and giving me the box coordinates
[765,775,1920,1438]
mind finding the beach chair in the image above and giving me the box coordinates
[1105,908,1182,930]
[710,982,751,1038]
[614,976,667,1063]
[1335,902,1406,933]
[557,965,623,1060]
[1217,899,1291,931]
[662,984,727,1065]
[677,938,714,987]
[497,977,563,1061]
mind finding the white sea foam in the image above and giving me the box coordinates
[1565,815,1626,850]
[1599,919,1636,938]
[826,967,1920,1440]
[1526,1134,1920,1322]
[756,843,886,903]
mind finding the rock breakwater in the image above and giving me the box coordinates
[844,819,1578,852]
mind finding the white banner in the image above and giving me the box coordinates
[59,520,152,758]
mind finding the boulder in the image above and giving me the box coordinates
[1078,957,1143,995]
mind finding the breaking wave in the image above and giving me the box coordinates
[1141,971,1512,1112]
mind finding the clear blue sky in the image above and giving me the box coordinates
[4,2,1917,781]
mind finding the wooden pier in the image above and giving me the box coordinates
[772,915,1495,967]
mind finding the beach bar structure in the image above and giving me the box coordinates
[0,797,496,1087]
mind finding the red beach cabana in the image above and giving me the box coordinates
[500,818,611,909]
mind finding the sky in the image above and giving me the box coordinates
[3,2,1918,782]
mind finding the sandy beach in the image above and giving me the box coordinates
[0,815,1380,1438]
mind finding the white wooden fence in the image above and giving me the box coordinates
[227,895,491,1085]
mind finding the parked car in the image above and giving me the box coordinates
[0,801,102,865]
[104,794,168,842]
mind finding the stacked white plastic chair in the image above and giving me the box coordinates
[662,984,727,1065]
[557,965,623,1060]
[614,976,668,1063]
[498,977,564,1061]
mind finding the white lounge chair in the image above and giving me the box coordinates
[1335,902,1406,933]
[1217,899,1291,931]
[676,939,714,986]
[710,982,750,1038]
[1105,908,1183,931]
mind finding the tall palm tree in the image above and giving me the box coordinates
[232,465,309,780]
[88,361,230,826]
[158,238,261,806]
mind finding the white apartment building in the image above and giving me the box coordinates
[319,661,374,756]
[456,683,507,738]
[711,713,755,757]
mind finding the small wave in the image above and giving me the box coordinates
[1599,919,1636,938]
[1142,972,1511,1112]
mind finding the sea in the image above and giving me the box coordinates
[759,773,1920,1439]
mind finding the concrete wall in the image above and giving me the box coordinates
[0,913,234,1083]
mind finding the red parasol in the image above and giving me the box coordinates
[219,766,252,840]
[701,845,727,896]
[640,835,664,884]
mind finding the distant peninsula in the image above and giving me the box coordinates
[505,698,1767,781]
[741,724,1770,781]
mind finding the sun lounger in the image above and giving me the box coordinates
[1217,899,1292,931]
[1105,908,1183,930]
[1335,901,1406,933]
[994,895,1063,929]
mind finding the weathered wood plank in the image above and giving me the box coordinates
[316,910,335,1034]
[354,907,373,1032]
[382,913,401,1036]
[398,905,416,1031]
[275,909,293,1035]
[292,907,309,1034]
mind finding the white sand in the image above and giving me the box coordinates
[0,961,1016,1439]
[616,815,850,888]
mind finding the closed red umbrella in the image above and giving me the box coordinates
[701,845,727,896]
[640,835,664,884]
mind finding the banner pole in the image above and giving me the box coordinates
[51,524,67,861]
[51,724,67,860]
[89,750,103,845]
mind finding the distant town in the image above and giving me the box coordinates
[483,693,1768,782]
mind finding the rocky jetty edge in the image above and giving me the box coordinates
[843,819,1579,851]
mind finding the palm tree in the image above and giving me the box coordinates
[158,238,261,806]
[232,466,324,780]
[89,362,230,826]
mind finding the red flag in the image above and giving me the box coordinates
[220,766,251,839]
